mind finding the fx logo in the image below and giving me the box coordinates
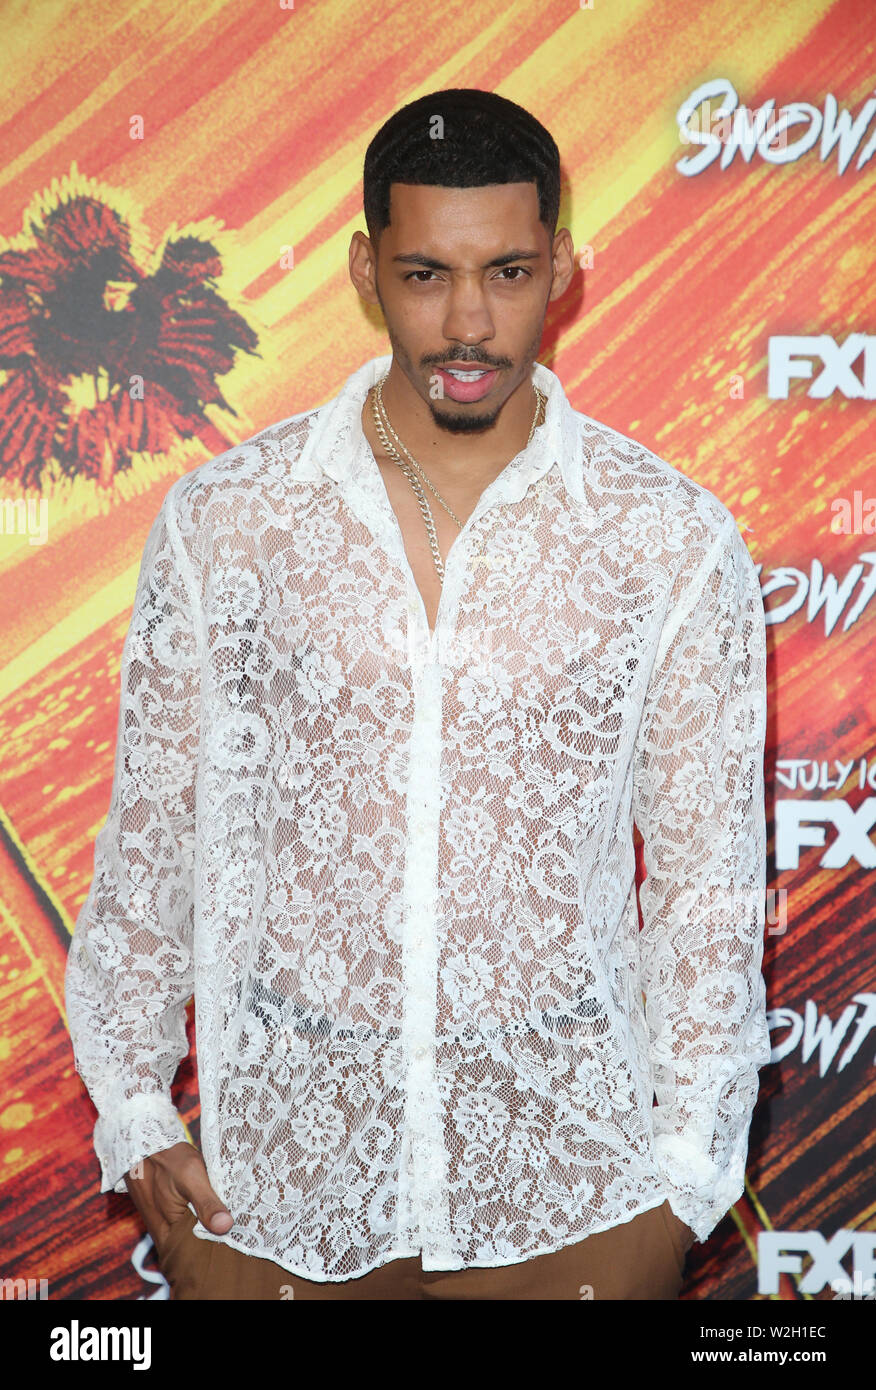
[767,334,876,399]
[758,1231,876,1295]
[776,797,876,870]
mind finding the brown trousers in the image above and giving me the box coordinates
[156,1199,688,1300]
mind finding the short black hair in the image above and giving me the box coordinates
[363,88,561,247]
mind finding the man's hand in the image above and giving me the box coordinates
[124,1142,232,1249]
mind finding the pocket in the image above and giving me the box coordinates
[154,1205,196,1266]
[169,1228,220,1301]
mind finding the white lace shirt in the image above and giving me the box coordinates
[65,352,771,1279]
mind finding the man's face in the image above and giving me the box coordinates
[350,181,574,435]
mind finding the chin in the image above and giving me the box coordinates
[428,402,503,434]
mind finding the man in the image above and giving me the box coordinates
[65,88,771,1301]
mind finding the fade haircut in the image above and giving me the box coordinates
[363,88,561,248]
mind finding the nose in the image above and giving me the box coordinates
[441,279,496,349]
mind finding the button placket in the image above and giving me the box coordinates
[399,659,451,1262]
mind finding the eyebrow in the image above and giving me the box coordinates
[392,249,542,270]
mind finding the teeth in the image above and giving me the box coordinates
[446,368,487,379]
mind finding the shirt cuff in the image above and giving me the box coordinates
[652,1132,745,1243]
[93,1093,189,1195]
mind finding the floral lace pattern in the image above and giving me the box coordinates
[65,354,771,1278]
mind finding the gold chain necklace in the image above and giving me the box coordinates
[371,372,545,585]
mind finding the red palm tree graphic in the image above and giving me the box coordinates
[0,167,260,488]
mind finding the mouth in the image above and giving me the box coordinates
[434,363,500,403]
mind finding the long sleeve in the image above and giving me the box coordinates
[64,484,202,1195]
[632,512,771,1243]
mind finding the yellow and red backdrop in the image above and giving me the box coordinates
[0,0,873,1301]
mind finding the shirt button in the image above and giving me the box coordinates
[414,1046,426,1060]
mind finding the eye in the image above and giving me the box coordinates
[402,266,532,283]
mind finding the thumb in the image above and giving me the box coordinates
[204,1205,233,1236]
[185,1170,233,1235]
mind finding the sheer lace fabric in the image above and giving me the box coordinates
[65,354,770,1279]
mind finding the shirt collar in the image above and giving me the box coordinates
[292,353,586,506]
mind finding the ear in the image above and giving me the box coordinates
[549,227,577,300]
[349,231,380,306]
